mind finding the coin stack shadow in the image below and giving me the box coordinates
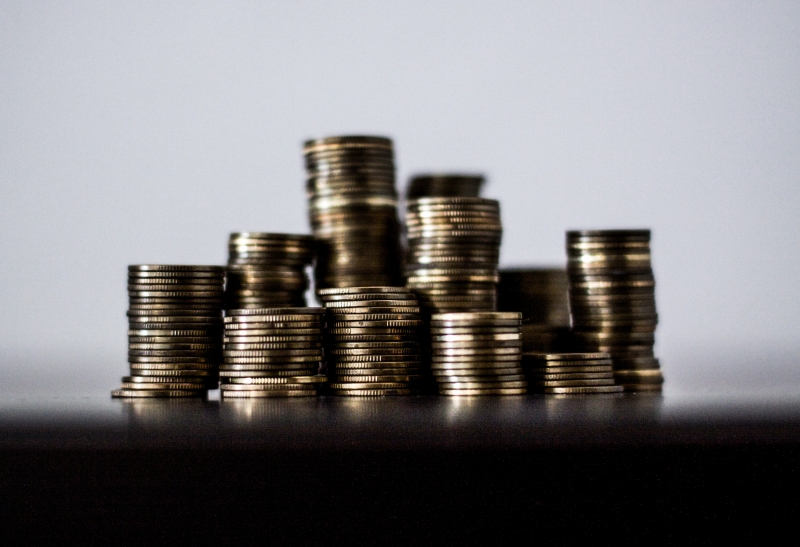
[405,174,485,199]
[113,265,225,398]
[566,230,664,392]
[498,268,576,352]
[220,308,326,398]
[522,352,623,395]
[404,197,502,314]
[318,287,424,396]
[225,233,314,310]
[304,136,404,291]
[430,312,527,396]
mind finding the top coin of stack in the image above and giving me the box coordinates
[113,265,225,398]
[317,286,424,396]
[430,312,526,396]
[405,197,502,314]
[225,233,314,310]
[304,136,404,290]
[566,230,663,392]
[405,174,485,200]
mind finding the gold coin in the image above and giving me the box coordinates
[221,390,316,398]
[111,389,206,398]
[438,388,527,396]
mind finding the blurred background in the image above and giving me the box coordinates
[1,1,798,397]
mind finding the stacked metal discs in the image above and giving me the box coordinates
[113,265,225,398]
[317,287,423,396]
[225,233,314,310]
[498,268,574,352]
[405,197,502,314]
[304,136,404,290]
[430,312,527,396]
[220,308,326,397]
[566,230,663,392]
[406,174,485,199]
[522,352,623,395]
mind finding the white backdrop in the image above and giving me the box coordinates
[2,2,799,394]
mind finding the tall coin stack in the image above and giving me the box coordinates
[406,174,485,199]
[225,233,314,310]
[405,197,502,314]
[317,287,424,396]
[566,230,664,392]
[498,268,575,352]
[430,312,527,396]
[522,352,623,395]
[304,136,404,290]
[220,308,326,397]
[113,265,225,398]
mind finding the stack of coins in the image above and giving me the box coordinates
[498,268,575,352]
[304,136,404,290]
[219,308,326,397]
[225,232,314,310]
[430,312,527,396]
[317,287,424,396]
[112,265,225,398]
[522,352,623,395]
[405,197,502,314]
[566,230,663,392]
[406,174,485,199]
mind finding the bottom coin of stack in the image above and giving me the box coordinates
[219,307,327,398]
[522,352,624,395]
[430,312,527,396]
[612,368,664,392]
[318,286,424,396]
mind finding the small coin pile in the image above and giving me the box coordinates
[113,265,225,398]
[225,232,314,310]
[566,230,663,392]
[430,312,527,396]
[405,197,502,314]
[406,174,485,199]
[318,287,424,396]
[220,308,326,397]
[522,352,623,395]
[304,136,403,290]
[498,268,575,352]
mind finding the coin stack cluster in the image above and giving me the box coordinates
[430,312,527,396]
[225,233,314,310]
[566,230,663,392]
[522,352,623,395]
[112,265,225,398]
[498,268,574,352]
[406,174,485,199]
[404,197,502,314]
[317,287,424,396]
[304,136,404,290]
[219,308,326,397]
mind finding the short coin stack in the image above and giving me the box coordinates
[405,197,502,314]
[304,136,404,290]
[406,174,485,199]
[220,308,326,397]
[225,232,314,310]
[566,230,663,392]
[113,265,225,398]
[430,312,527,396]
[522,352,623,395]
[318,287,424,396]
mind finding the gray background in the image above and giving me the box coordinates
[1,1,798,396]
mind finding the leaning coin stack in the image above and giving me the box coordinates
[318,287,424,396]
[225,232,314,310]
[406,174,485,199]
[566,230,664,392]
[522,352,623,395]
[304,136,404,290]
[498,268,575,352]
[219,308,326,397]
[112,265,225,398]
[430,312,527,396]
[405,197,502,314]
